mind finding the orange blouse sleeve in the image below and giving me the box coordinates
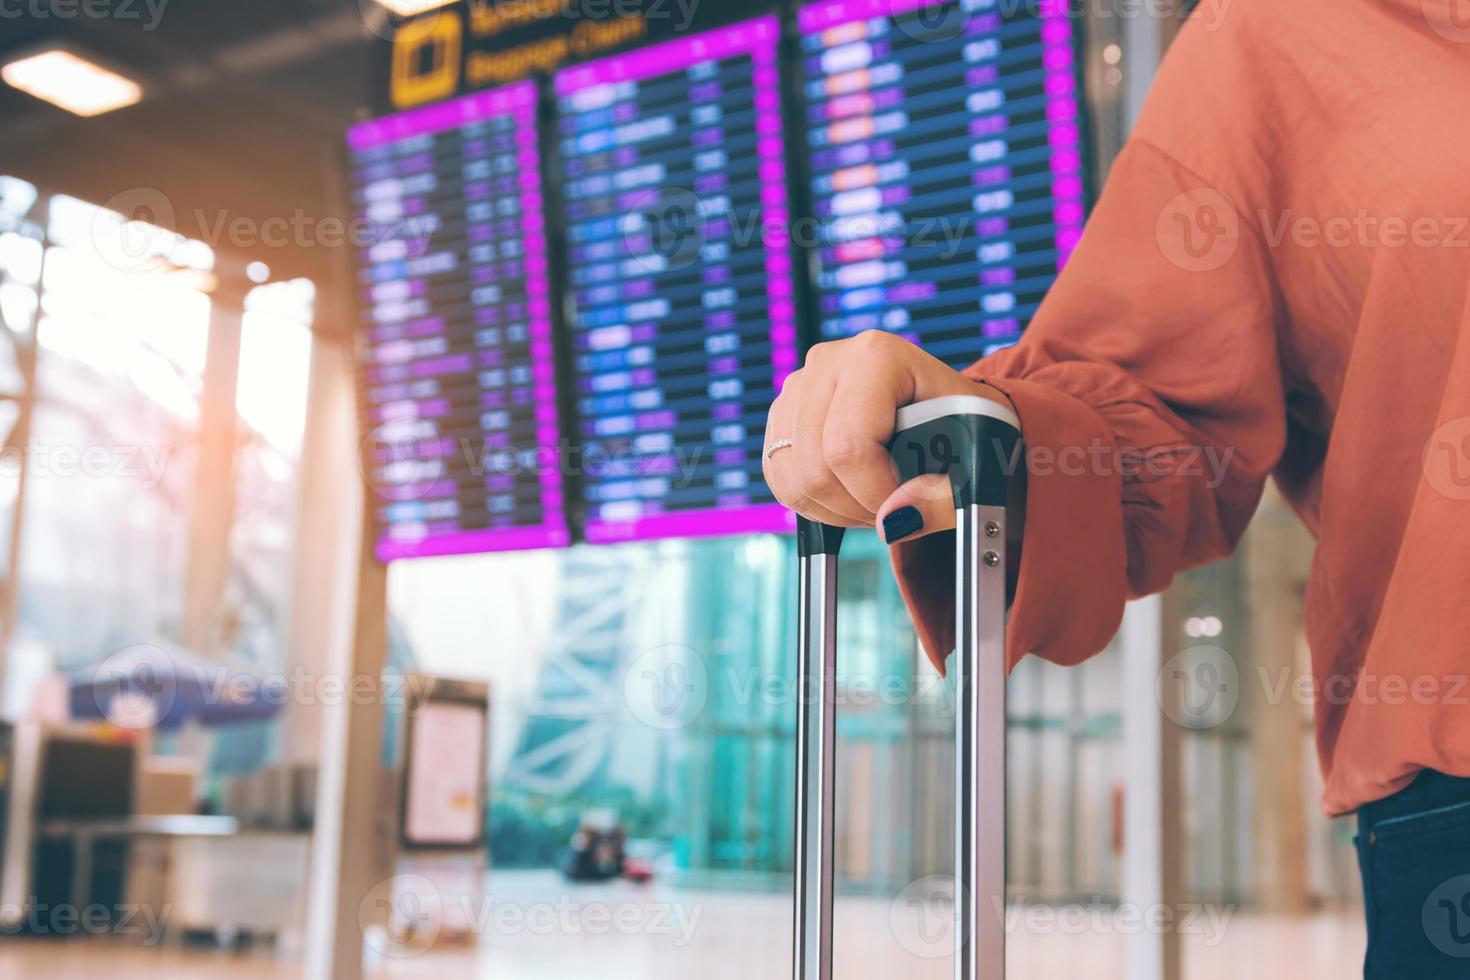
[893,137,1288,673]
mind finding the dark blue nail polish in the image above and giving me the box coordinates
[882,506,923,543]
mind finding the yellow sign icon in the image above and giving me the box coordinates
[390,11,464,109]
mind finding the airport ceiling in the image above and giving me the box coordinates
[0,0,386,290]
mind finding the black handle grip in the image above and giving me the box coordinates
[889,412,1020,509]
[796,517,845,557]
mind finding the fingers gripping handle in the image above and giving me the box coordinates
[793,396,1019,980]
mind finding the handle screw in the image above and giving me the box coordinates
[982,551,1001,567]
[984,521,1001,538]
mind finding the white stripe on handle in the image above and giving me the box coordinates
[794,553,837,980]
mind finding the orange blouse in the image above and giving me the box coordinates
[893,0,1470,815]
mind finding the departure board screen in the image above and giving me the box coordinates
[348,81,571,560]
[800,0,1086,367]
[555,17,800,543]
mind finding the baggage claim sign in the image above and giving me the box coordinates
[383,0,727,109]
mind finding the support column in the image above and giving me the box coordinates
[1117,7,1181,977]
[182,288,245,654]
[0,260,41,693]
[1244,494,1314,913]
[1120,0,1164,131]
[282,334,365,765]
[1122,592,1184,980]
[301,334,391,980]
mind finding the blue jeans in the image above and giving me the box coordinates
[1356,770,1470,978]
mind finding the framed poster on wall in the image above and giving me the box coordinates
[400,676,490,850]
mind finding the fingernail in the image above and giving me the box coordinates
[882,506,923,543]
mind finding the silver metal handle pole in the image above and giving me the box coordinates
[790,394,1017,980]
[956,501,1008,980]
[889,394,1018,980]
[794,523,839,980]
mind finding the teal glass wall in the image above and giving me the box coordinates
[387,528,1130,900]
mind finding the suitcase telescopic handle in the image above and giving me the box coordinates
[793,394,1021,980]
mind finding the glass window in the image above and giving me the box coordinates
[387,529,1130,897]
[16,194,214,673]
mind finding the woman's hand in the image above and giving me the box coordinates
[762,330,1013,543]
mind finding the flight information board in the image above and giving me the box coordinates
[555,16,800,542]
[800,0,1086,367]
[348,80,571,559]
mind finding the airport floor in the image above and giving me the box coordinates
[0,872,1366,980]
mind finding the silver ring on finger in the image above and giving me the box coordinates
[763,438,794,461]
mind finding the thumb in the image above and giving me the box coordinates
[876,473,957,544]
